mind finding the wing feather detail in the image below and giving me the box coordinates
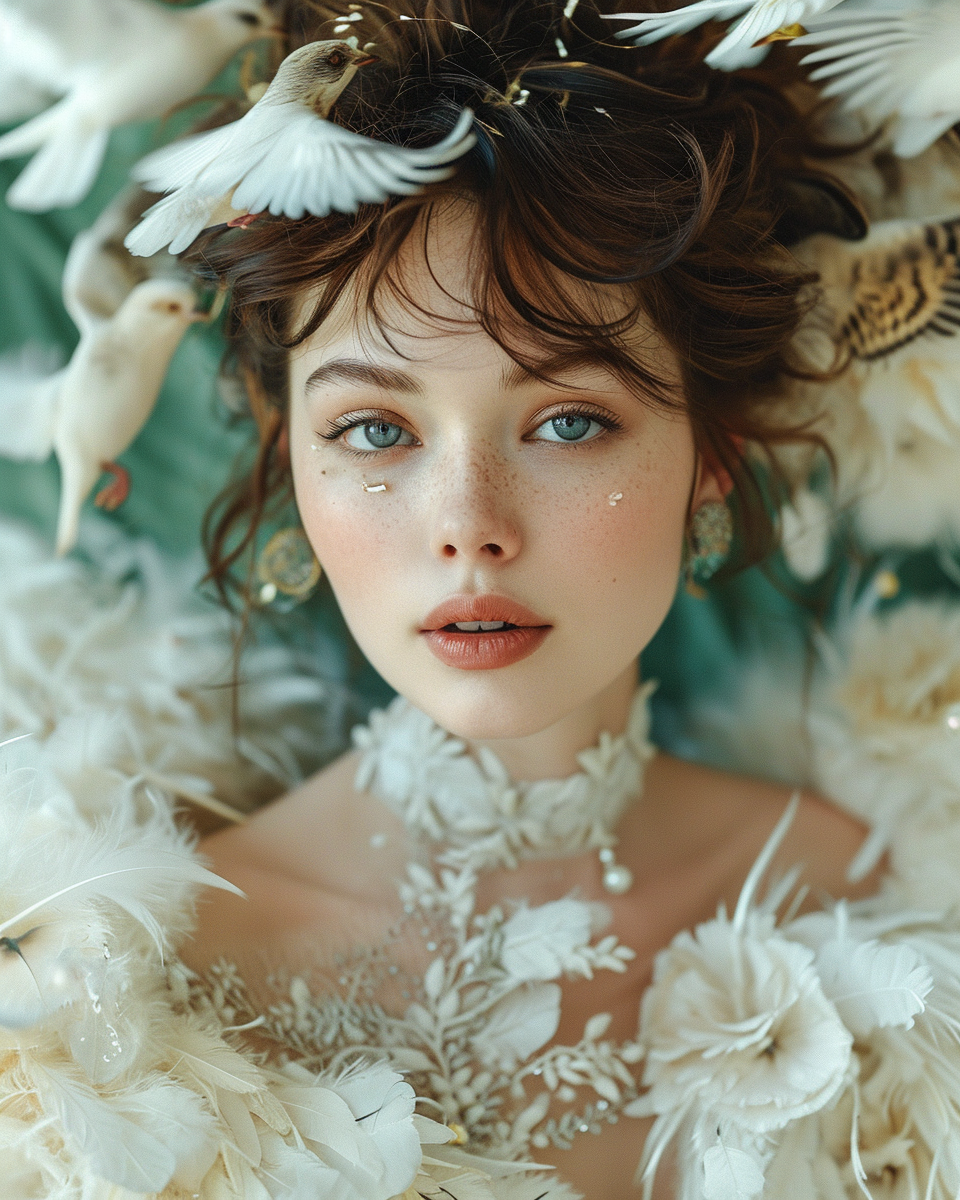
[825,218,960,361]
[127,106,476,255]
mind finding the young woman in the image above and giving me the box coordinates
[179,5,886,1195]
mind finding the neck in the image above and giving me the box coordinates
[468,663,640,781]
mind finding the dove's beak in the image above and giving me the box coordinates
[355,55,379,67]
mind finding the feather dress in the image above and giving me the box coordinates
[4,516,960,1200]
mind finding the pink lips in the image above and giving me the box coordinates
[420,595,552,671]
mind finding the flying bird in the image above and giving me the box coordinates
[798,1,960,157]
[0,0,277,211]
[125,39,477,258]
[602,0,847,70]
[0,277,201,555]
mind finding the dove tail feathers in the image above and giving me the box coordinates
[55,451,99,557]
[3,109,109,211]
[125,192,215,258]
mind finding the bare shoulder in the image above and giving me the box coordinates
[183,750,407,986]
[638,753,883,914]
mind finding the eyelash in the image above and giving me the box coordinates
[319,410,416,459]
[317,404,625,456]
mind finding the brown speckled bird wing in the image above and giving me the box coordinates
[840,218,960,360]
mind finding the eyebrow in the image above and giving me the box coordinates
[304,358,423,395]
[499,356,611,390]
[304,354,613,396]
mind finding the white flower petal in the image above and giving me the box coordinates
[816,936,933,1036]
[702,1141,766,1200]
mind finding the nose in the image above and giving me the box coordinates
[428,447,522,565]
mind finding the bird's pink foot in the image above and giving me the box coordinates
[95,463,130,511]
[227,212,261,229]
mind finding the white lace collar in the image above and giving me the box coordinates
[353,681,657,893]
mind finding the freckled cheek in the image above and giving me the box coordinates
[295,478,417,609]
[533,463,689,603]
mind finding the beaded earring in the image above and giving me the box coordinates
[685,500,733,597]
[255,527,322,608]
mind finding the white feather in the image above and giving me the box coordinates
[0,344,63,461]
[33,1064,178,1192]
[0,801,242,952]
[0,0,275,210]
[815,934,933,1035]
[800,2,960,156]
[603,0,846,70]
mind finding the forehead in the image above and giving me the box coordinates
[291,202,672,380]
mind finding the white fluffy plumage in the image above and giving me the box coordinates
[810,598,960,897]
[602,0,846,70]
[799,0,960,157]
[0,516,330,819]
[126,38,477,257]
[0,0,276,210]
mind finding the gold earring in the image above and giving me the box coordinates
[256,528,322,607]
[685,500,733,597]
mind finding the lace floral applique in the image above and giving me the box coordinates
[187,857,645,1161]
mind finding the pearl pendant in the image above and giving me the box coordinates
[599,847,633,895]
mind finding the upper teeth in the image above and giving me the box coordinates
[453,621,507,631]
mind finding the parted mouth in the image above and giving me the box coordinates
[419,595,550,634]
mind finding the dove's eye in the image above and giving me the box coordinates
[327,52,347,68]
[237,11,262,25]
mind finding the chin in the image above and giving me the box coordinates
[392,663,582,741]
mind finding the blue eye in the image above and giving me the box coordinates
[534,414,604,443]
[344,421,412,450]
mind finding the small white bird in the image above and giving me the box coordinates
[0,277,201,554]
[0,0,277,211]
[798,1,960,157]
[125,39,477,258]
[603,0,847,70]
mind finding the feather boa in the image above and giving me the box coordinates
[0,519,571,1199]
[0,515,335,821]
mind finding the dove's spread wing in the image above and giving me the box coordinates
[822,218,960,361]
[799,7,960,156]
[229,105,477,220]
[0,344,63,460]
[604,1,754,45]
[63,228,148,335]
[133,122,246,197]
[128,104,476,254]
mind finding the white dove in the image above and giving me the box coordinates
[125,39,477,258]
[603,0,847,70]
[798,0,960,157]
[0,277,201,554]
[0,0,277,211]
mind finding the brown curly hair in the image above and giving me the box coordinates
[191,0,863,607]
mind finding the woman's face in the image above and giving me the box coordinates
[289,211,719,740]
